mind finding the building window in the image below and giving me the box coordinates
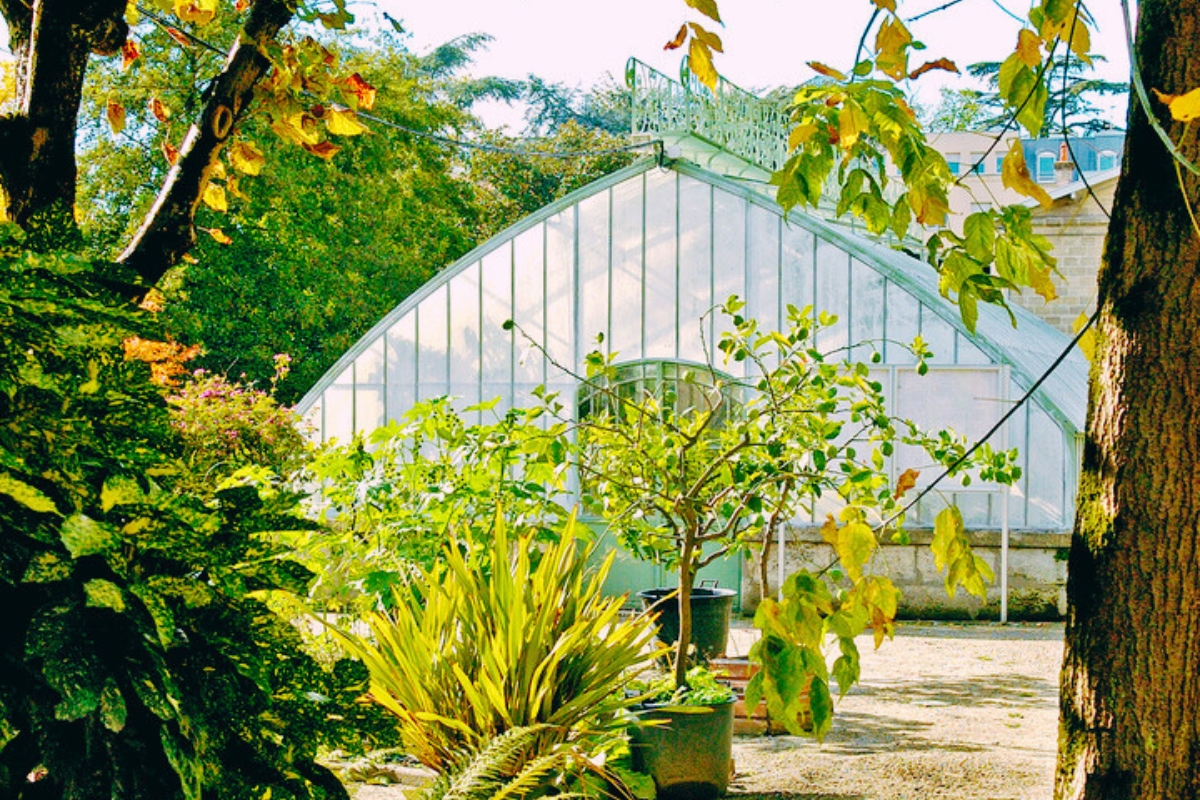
[577,360,738,428]
[969,153,986,174]
[995,157,1004,174]
[1099,150,1118,171]
[1036,152,1056,183]
[945,152,961,176]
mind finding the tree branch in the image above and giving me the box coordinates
[119,0,295,288]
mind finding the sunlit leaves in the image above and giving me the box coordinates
[149,97,170,122]
[202,183,227,211]
[684,0,722,23]
[342,72,377,110]
[161,139,179,166]
[1001,138,1053,207]
[874,15,912,81]
[228,140,265,175]
[688,34,720,91]
[665,24,688,50]
[894,468,919,500]
[105,99,126,135]
[174,0,217,25]
[326,107,367,136]
[120,40,140,70]
[1153,87,1200,122]
[998,50,1048,136]
[202,227,232,244]
[932,506,994,600]
[908,58,958,81]
[807,61,847,81]
[0,473,58,514]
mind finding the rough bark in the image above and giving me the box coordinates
[117,0,294,288]
[0,0,126,242]
[1055,3,1200,798]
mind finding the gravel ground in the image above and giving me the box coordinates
[349,621,1065,800]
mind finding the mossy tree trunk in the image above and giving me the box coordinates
[1056,3,1200,797]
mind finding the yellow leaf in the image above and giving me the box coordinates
[202,183,227,212]
[1028,262,1058,302]
[1016,29,1042,69]
[874,16,912,81]
[203,227,232,245]
[837,99,870,149]
[229,141,265,175]
[106,99,126,135]
[1069,21,1092,65]
[837,521,876,582]
[303,140,341,160]
[820,514,839,547]
[121,40,140,70]
[688,37,719,91]
[872,0,896,10]
[271,112,320,146]
[209,160,226,180]
[174,0,216,25]
[1153,87,1200,122]
[1072,311,1096,362]
[684,0,722,24]
[326,107,367,137]
[1001,139,1053,207]
[688,22,723,53]
[149,96,169,122]
[787,123,819,152]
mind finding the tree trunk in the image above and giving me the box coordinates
[1055,3,1200,798]
[674,538,696,689]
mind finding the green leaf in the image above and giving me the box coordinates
[61,514,118,558]
[963,212,995,264]
[809,677,834,741]
[100,679,127,732]
[84,579,126,612]
[101,475,143,512]
[0,472,58,514]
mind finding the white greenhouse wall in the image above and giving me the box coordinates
[299,160,1086,532]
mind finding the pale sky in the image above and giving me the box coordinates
[368,0,1133,129]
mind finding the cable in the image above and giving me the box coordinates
[876,307,1097,533]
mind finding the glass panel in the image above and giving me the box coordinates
[386,313,417,423]
[781,225,815,318]
[884,282,918,364]
[609,175,644,360]
[954,332,992,365]
[545,211,575,371]
[448,262,481,406]
[677,175,712,363]
[513,226,545,384]
[814,236,849,352]
[578,191,610,357]
[644,168,678,359]
[417,283,449,399]
[355,386,384,434]
[850,258,885,362]
[481,245,513,402]
[745,205,780,338]
[713,191,746,346]
[324,386,354,444]
[1026,405,1065,528]
[920,307,956,365]
[355,338,384,384]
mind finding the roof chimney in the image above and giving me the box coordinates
[1054,142,1075,186]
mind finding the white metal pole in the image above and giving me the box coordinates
[1001,483,1010,624]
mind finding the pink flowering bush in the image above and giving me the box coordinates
[168,354,309,489]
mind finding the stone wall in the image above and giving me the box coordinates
[1010,177,1117,334]
[740,527,1071,621]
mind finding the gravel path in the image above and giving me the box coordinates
[350,622,1065,800]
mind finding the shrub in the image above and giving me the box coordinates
[337,515,663,791]
[0,237,373,798]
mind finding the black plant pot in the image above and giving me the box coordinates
[629,699,735,800]
[637,586,737,660]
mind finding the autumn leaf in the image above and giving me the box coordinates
[1001,139,1053,207]
[105,99,126,135]
[665,24,688,50]
[209,160,226,180]
[1028,262,1059,302]
[271,112,320,146]
[838,99,870,148]
[1152,87,1200,122]
[343,73,377,110]
[121,40,140,70]
[688,37,719,91]
[202,227,232,245]
[1068,21,1091,64]
[303,141,341,160]
[202,183,228,212]
[874,15,912,81]
[895,468,920,499]
[161,140,180,166]
[837,521,877,582]
[688,22,723,53]
[787,123,819,152]
[229,141,265,175]
[872,0,897,10]
[149,97,169,122]
[1015,29,1042,68]
[174,0,217,25]
[908,58,959,80]
[807,61,847,81]
[684,0,722,24]
[326,107,367,137]
[820,514,839,547]
[164,27,192,48]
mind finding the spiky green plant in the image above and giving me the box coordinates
[414,725,582,800]
[337,515,664,775]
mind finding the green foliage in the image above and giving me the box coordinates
[568,298,1018,707]
[0,235,380,798]
[630,666,736,707]
[336,517,662,788]
[295,397,575,610]
[167,355,310,492]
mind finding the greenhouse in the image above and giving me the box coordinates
[296,60,1089,615]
